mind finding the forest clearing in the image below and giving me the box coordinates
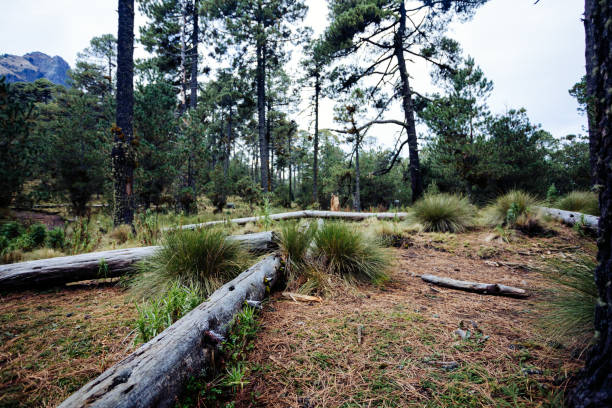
[1,0,611,407]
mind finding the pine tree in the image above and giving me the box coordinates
[322,0,487,201]
[567,1,612,405]
[112,0,136,226]
[207,0,307,192]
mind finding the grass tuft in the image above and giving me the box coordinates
[556,191,599,216]
[314,222,390,284]
[278,221,317,277]
[484,190,542,227]
[410,194,476,233]
[132,228,250,298]
[540,255,597,345]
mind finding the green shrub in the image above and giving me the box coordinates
[541,255,597,344]
[1,222,23,240]
[410,194,476,233]
[556,191,599,216]
[47,227,66,249]
[27,223,47,247]
[484,190,541,226]
[133,228,250,297]
[135,281,204,343]
[314,222,389,284]
[279,221,316,275]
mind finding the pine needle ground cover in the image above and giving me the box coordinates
[0,284,136,407]
[236,225,594,408]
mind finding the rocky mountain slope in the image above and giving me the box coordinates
[0,52,70,86]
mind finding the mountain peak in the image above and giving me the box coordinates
[0,52,70,86]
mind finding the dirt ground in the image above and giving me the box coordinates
[238,226,594,407]
[0,283,136,408]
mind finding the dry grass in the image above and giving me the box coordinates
[236,225,594,407]
[0,284,136,407]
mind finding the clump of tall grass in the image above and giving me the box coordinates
[410,194,476,233]
[110,224,132,244]
[278,221,316,276]
[540,255,597,347]
[483,190,542,227]
[135,281,204,343]
[314,222,390,284]
[556,191,599,216]
[132,228,250,298]
[369,221,412,248]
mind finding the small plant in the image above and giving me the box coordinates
[134,209,160,245]
[314,222,390,284]
[484,190,541,227]
[556,191,599,216]
[410,194,476,233]
[26,224,47,247]
[46,227,66,249]
[110,224,132,244]
[540,255,597,346]
[133,228,250,298]
[258,195,273,230]
[68,218,96,254]
[98,258,109,279]
[546,184,558,203]
[135,281,203,343]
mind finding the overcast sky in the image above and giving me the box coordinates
[1,0,587,146]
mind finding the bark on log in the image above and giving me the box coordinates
[59,254,282,408]
[0,231,278,290]
[173,210,409,230]
[538,206,599,230]
[421,274,529,298]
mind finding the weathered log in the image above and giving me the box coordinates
[538,206,599,230]
[173,210,408,230]
[420,274,529,298]
[0,231,278,290]
[59,254,282,408]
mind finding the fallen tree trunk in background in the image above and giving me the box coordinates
[59,254,282,408]
[174,210,409,230]
[538,206,599,230]
[421,274,529,298]
[0,231,278,290]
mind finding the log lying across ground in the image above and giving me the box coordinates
[421,274,529,298]
[59,254,282,408]
[0,231,278,290]
[538,206,599,230]
[175,210,409,230]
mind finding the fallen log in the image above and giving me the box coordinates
[538,206,599,230]
[420,274,529,298]
[0,231,278,290]
[59,254,282,408]
[173,210,409,230]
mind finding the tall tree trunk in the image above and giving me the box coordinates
[354,139,361,212]
[288,127,293,203]
[224,107,232,178]
[394,1,423,202]
[190,0,198,109]
[313,72,320,205]
[266,97,273,191]
[112,0,135,226]
[179,2,188,115]
[567,1,612,406]
[256,5,268,192]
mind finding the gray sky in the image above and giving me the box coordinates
[1,0,587,146]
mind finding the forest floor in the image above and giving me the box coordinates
[237,225,595,407]
[0,221,596,407]
[0,282,136,408]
